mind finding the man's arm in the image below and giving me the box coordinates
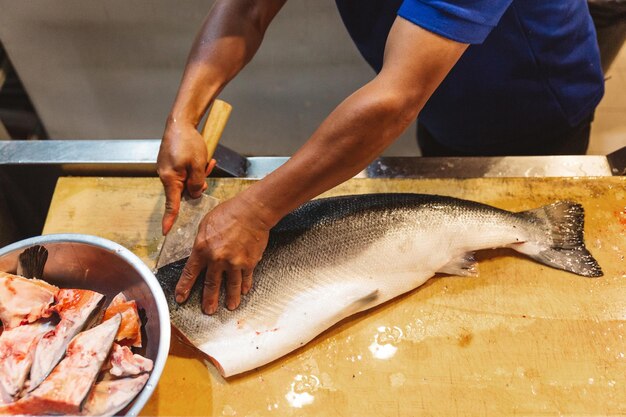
[242,17,468,222]
[157,0,287,235]
[175,16,468,314]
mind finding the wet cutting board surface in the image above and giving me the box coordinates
[44,177,625,416]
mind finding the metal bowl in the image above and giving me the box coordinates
[0,234,170,416]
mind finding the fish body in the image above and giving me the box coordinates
[0,321,55,403]
[1,314,121,416]
[28,289,105,391]
[0,272,58,330]
[157,193,602,377]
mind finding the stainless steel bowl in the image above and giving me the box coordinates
[0,234,170,416]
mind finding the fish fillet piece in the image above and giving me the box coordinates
[103,293,142,348]
[81,374,149,417]
[107,343,153,377]
[157,193,602,377]
[0,321,54,404]
[0,314,121,416]
[28,289,105,392]
[0,272,58,330]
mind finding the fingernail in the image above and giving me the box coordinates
[227,300,238,311]
[175,294,185,304]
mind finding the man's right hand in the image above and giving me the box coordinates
[156,0,287,236]
[157,120,216,235]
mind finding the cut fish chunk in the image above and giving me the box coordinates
[81,374,149,417]
[0,314,121,416]
[107,343,153,378]
[0,321,54,403]
[28,289,105,392]
[0,272,58,330]
[103,293,142,348]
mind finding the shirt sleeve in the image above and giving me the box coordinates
[398,0,514,44]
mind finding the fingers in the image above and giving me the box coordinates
[175,249,204,304]
[185,159,215,199]
[202,266,224,315]
[201,268,245,314]
[225,268,242,311]
[198,267,250,314]
[186,163,207,199]
[198,160,215,195]
[241,269,253,295]
[160,174,185,235]
[206,159,217,176]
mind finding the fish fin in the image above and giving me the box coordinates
[343,288,380,314]
[17,245,48,279]
[437,253,478,277]
[514,201,603,277]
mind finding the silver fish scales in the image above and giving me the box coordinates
[157,193,602,377]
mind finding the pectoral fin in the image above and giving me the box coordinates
[437,253,478,276]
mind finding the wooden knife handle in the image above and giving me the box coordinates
[201,99,233,160]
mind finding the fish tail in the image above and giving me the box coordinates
[514,201,603,277]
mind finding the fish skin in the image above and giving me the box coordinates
[28,289,105,392]
[0,314,122,416]
[81,374,149,417]
[0,321,55,403]
[157,193,602,377]
[0,272,58,330]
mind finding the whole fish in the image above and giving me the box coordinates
[156,193,602,377]
[0,314,121,416]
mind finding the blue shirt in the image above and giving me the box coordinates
[335,0,604,152]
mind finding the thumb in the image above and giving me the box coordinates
[206,159,217,176]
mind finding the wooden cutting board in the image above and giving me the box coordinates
[43,176,626,417]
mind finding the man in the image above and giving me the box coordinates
[157,0,604,315]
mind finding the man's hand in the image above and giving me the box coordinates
[157,120,216,235]
[174,195,271,314]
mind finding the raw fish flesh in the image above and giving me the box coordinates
[0,272,58,330]
[0,314,121,415]
[28,289,105,391]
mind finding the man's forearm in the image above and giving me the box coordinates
[239,18,467,228]
[169,0,286,126]
[240,77,423,227]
